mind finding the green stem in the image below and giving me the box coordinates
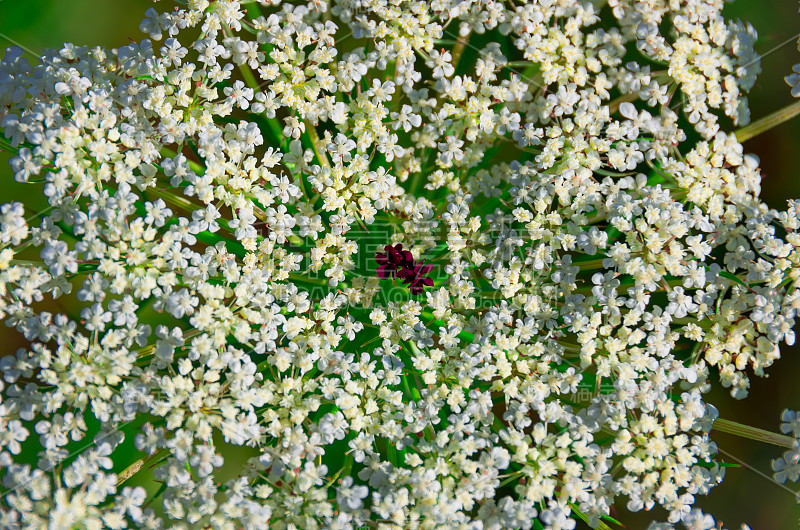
[498,471,522,488]
[149,187,198,214]
[117,448,168,486]
[402,372,422,403]
[570,504,615,530]
[735,99,800,143]
[607,92,638,115]
[288,272,327,286]
[159,147,205,175]
[450,31,470,72]
[340,453,354,481]
[304,120,330,171]
[236,61,286,151]
[571,257,607,270]
[239,62,260,92]
[713,418,795,449]
[419,312,474,342]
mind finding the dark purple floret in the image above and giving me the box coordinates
[400,261,434,295]
[374,244,433,295]
[375,244,414,279]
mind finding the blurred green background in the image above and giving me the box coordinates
[2,0,800,527]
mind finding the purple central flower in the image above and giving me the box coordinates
[398,261,434,295]
[375,244,414,279]
[375,244,433,295]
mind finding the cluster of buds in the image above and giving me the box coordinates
[375,244,433,295]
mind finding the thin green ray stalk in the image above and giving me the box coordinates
[304,119,330,171]
[735,99,800,143]
[159,147,206,175]
[450,31,470,72]
[713,418,795,449]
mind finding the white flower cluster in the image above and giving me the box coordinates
[0,0,796,528]
[786,37,800,98]
[772,410,800,496]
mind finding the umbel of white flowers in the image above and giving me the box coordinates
[0,0,797,529]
